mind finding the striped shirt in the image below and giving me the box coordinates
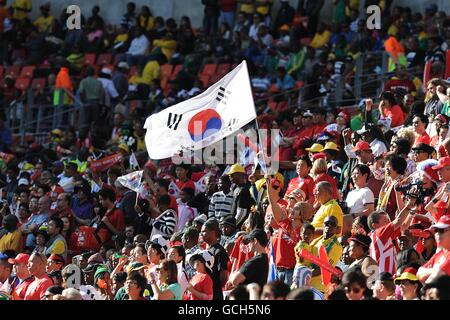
[147,209,177,238]
[208,191,234,219]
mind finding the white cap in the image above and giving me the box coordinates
[118,62,129,69]
[101,68,112,75]
[18,178,29,186]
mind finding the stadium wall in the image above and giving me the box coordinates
[26,0,450,29]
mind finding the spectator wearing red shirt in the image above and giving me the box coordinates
[292,111,315,157]
[311,158,339,200]
[276,112,299,162]
[311,108,328,138]
[412,114,431,146]
[24,252,53,300]
[186,250,214,300]
[384,66,417,98]
[286,155,316,204]
[378,91,405,128]
[53,193,75,220]
[175,164,196,191]
[418,215,450,284]
[8,254,33,300]
[267,179,315,286]
[97,188,125,244]
[367,200,415,276]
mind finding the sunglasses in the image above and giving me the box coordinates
[344,286,361,294]
[397,280,414,286]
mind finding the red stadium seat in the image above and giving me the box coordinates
[160,64,173,79]
[85,53,97,65]
[170,64,183,80]
[216,63,231,76]
[15,78,30,91]
[31,78,46,90]
[200,64,217,76]
[97,53,112,65]
[199,74,210,88]
[295,81,305,88]
[20,65,36,78]
[5,65,21,78]
[0,66,4,77]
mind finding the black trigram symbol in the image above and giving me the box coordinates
[167,113,183,130]
[216,87,228,102]
[227,118,238,127]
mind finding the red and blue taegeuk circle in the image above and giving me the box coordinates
[188,109,223,142]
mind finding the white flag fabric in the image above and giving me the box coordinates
[144,61,257,159]
[117,171,143,193]
[129,151,139,170]
[195,172,212,194]
[168,181,181,198]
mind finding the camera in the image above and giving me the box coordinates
[394,181,434,205]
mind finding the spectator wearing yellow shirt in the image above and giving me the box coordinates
[11,0,31,21]
[133,119,147,152]
[255,0,272,17]
[292,222,316,289]
[138,6,154,33]
[310,216,343,292]
[311,181,343,237]
[152,33,177,61]
[0,215,24,253]
[33,3,54,34]
[43,216,68,262]
[129,54,166,86]
[238,0,255,18]
[310,22,331,49]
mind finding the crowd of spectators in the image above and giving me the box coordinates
[0,0,450,301]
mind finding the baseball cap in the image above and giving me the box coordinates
[8,253,30,265]
[352,141,372,152]
[145,234,170,256]
[394,267,419,284]
[435,114,448,124]
[347,234,372,249]
[416,159,439,183]
[227,164,246,175]
[126,262,145,274]
[303,110,313,118]
[48,254,65,264]
[187,249,215,272]
[87,253,104,265]
[219,216,237,229]
[356,124,373,135]
[312,152,326,160]
[94,266,109,279]
[242,228,268,247]
[412,143,435,154]
[118,61,130,69]
[432,156,450,170]
[305,143,324,153]
[430,215,450,230]
[101,67,112,75]
[193,214,208,225]
[320,142,339,152]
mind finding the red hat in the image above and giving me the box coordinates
[416,159,439,183]
[48,254,65,264]
[430,215,450,229]
[352,141,371,152]
[432,156,450,170]
[337,111,349,122]
[435,114,448,124]
[8,253,30,265]
[312,152,326,160]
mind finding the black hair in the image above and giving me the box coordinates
[203,218,221,238]
[426,275,450,300]
[354,164,371,182]
[385,154,407,175]
[298,155,312,168]
[114,271,127,283]
[413,113,429,126]
[264,280,291,299]
[50,216,64,234]
[98,188,116,202]
[157,194,171,207]
[183,226,199,242]
[127,271,147,295]
[286,287,315,300]
[46,285,64,295]
[181,187,195,199]
[155,178,170,192]
[342,268,368,290]
[392,138,411,156]
[229,285,249,300]
[301,222,315,233]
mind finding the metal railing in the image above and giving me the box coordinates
[5,51,420,145]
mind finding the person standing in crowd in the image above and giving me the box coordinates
[227,164,255,229]
[186,249,214,300]
[201,219,229,300]
[149,259,182,300]
[97,188,125,244]
[8,254,33,300]
[208,175,234,220]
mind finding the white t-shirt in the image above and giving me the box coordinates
[346,186,375,214]
[370,139,388,158]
